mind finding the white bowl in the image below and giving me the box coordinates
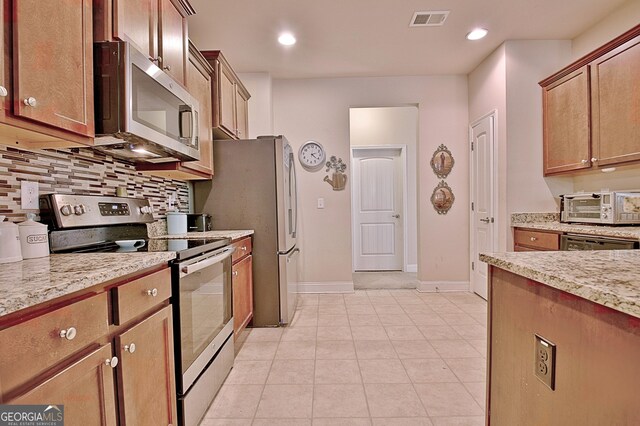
[115,239,146,249]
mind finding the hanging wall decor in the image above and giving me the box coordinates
[431,180,455,214]
[430,144,455,179]
[324,156,347,191]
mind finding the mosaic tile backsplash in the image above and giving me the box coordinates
[0,145,190,222]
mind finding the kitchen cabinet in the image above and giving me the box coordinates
[202,50,251,140]
[231,237,254,336]
[0,0,95,147]
[540,24,640,175]
[95,0,194,86]
[138,41,214,180]
[513,228,560,252]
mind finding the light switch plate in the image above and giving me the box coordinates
[317,198,325,209]
[21,181,39,210]
[535,334,556,390]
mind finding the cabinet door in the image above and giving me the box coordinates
[218,61,237,138]
[10,344,117,426]
[113,0,158,60]
[236,86,249,140]
[184,46,214,175]
[542,66,591,175]
[233,254,253,336]
[0,0,8,116]
[591,35,640,166]
[116,306,177,426]
[13,0,94,136]
[159,0,187,85]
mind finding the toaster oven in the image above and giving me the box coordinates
[560,191,640,225]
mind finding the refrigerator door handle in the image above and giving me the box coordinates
[287,248,300,262]
[290,153,298,238]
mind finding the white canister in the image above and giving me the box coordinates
[18,214,50,259]
[166,212,187,235]
[0,216,22,264]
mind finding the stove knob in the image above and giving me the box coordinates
[74,204,86,215]
[60,205,73,216]
[140,206,153,215]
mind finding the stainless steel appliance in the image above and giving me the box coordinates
[560,234,638,250]
[93,41,200,163]
[194,135,300,326]
[187,213,212,232]
[40,194,234,426]
[560,191,640,224]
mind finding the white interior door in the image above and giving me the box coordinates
[353,148,403,271]
[470,114,496,300]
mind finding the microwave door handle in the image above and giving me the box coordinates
[191,105,198,148]
[180,247,235,276]
[178,105,194,140]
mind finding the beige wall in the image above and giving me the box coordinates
[272,76,469,286]
[237,72,274,138]
[349,106,418,269]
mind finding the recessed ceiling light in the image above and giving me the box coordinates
[278,33,296,46]
[466,28,488,40]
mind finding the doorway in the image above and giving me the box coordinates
[470,111,498,300]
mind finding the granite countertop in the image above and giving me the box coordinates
[0,252,176,318]
[155,230,254,241]
[513,222,640,241]
[480,250,640,319]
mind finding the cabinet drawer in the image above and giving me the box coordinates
[113,268,171,325]
[0,292,109,398]
[514,228,560,251]
[231,237,252,263]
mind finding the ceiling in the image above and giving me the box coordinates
[187,0,628,79]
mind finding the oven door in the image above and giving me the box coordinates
[175,246,234,393]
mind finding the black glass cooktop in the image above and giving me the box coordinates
[66,237,230,260]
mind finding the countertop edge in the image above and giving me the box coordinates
[512,222,640,241]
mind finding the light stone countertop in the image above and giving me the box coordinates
[0,252,176,318]
[513,221,640,241]
[480,250,640,319]
[155,230,254,241]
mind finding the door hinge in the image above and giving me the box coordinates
[471,202,474,211]
[471,141,474,151]
[471,261,475,271]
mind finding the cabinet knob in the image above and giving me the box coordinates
[23,97,37,107]
[581,159,588,164]
[591,158,598,162]
[59,327,77,340]
[146,288,158,297]
[530,237,537,242]
[232,271,238,277]
[241,246,247,251]
[163,65,171,71]
[124,343,136,353]
[105,356,118,368]
[0,86,7,97]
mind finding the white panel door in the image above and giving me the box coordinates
[470,114,496,300]
[353,148,403,271]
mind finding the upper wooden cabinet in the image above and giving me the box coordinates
[540,24,640,176]
[0,0,94,148]
[202,50,251,140]
[95,0,194,86]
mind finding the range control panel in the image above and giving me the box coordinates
[99,202,131,216]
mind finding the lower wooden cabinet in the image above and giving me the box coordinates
[10,344,118,426]
[513,228,560,251]
[233,254,253,336]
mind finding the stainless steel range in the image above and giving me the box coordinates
[40,194,235,426]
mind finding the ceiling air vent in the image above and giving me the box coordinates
[409,11,450,27]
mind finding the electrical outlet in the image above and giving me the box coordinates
[21,181,39,210]
[317,198,325,209]
[535,334,556,390]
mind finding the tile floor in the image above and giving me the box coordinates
[201,290,487,426]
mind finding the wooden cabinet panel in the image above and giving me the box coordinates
[513,228,559,251]
[116,305,177,426]
[112,268,171,325]
[236,86,249,139]
[159,0,187,85]
[233,254,253,336]
[219,63,237,136]
[113,0,158,59]
[591,36,640,166]
[12,0,94,137]
[0,0,8,115]
[0,293,109,398]
[231,237,252,264]
[542,66,590,175]
[10,344,118,426]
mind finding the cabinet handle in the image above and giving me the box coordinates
[163,65,171,71]
[241,246,247,251]
[146,288,158,297]
[124,343,136,353]
[530,237,537,241]
[0,86,7,97]
[232,270,238,277]
[23,97,37,107]
[59,327,77,340]
[581,159,588,164]
[591,158,598,162]
[105,356,119,368]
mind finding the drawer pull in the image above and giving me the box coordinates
[124,343,136,353]
[105,356,118,368]
[59,327,77,341]
[232,271,238,277]
[146,288,158,297]
[530,237,537,242]
[23,97,37,107]
[241,246,247,251]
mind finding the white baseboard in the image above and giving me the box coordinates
[417,281,470,293]
[298,281,354,294]
[405,264,417,273]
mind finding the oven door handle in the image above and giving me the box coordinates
[180,247,235,276]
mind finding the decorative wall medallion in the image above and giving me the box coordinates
[430,144,454,179]
[431,180,455,214]
[324,156,347,191]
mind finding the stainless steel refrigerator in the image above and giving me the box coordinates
[193,136,299,326]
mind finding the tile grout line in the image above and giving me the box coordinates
[348,291,374,422]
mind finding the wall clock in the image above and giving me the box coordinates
[298,140,326,172]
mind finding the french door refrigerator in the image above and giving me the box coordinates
[194,136,299,326]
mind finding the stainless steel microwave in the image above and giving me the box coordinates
[93,41,200,163]
[560,191,640,225]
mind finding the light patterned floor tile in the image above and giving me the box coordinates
[267,359,316,384]
[364,383,427,418]
[315,359,362,384]
[225,360,272,384]
[316,340,357,360]
[359,359,410,383]
[255,384,314,419]
[313,384,370,418]
[354,340,398,359]
[414,383,483,417]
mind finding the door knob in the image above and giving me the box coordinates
[479,217,490,223]
[392,214,400,218]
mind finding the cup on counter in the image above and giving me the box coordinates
[167,212,187,235]
[0,216,23,264]
[18,215,50,259]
